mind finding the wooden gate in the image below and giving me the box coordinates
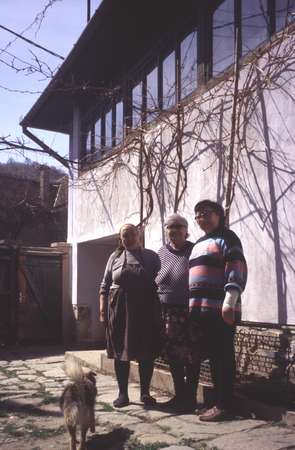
[18,248,63,343]
[0,244,18,344]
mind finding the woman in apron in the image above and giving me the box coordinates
[99,224,162,408]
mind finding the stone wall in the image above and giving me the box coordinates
[198,326,295,391]
[157,325,295,392]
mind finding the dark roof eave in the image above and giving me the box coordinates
[21,0,200,133]
[20,80,69,133]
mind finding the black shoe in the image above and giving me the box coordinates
[159,396,193,413]
[140,394,157,407]
[159,396,180,410]
[113,394,129,408]
[181,399,197,414]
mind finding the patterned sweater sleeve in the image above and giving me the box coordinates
[223,230,247,293]
[99,252,116,297]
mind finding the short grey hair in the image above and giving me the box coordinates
[164,213,188,229]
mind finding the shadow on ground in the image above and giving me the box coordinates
[0,398,61,417]
[0,342,105,362]
[86,428,132,450]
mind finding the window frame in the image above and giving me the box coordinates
[81,0,293,165]
[146,63,159,122]
[161,47,177,110]
[179,29,198,100]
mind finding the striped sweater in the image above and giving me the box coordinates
[189,227,247,315]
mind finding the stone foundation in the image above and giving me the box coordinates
[199,326,295,386]
[157,324,295,401]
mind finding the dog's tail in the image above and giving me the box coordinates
[64,355,84,382]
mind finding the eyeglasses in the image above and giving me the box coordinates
[195,209,215,220]
[166,224,184,229]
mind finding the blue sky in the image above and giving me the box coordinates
[0,0,102,168]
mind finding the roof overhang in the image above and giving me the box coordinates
[21,0,205,134]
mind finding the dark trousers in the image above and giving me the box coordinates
[169,361,200,405]
[198,315,236,409]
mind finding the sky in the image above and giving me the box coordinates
[0,0,102,169]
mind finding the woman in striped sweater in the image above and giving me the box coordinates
[189,200,247,422]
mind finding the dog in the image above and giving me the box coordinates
[60,356,97,450]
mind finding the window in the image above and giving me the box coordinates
[242,0,269,55]
[86,128,92,155]
[162,50,176,109]
[105,108,113,149]
[276,0,295,30]
[92,117,102,159]
[132,82,142,128]
[213,0,235,75]
[115,101,124,145]
[146,66,158,122]
[181,31,197,98]
[83,0,295,165]
[94,118,101,149]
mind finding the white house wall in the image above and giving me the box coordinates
[68,34,295,326]
[71,152,141,243]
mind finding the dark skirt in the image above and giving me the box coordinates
[161,304,194,365]
[107,286,162,361]
[161,305,211,365]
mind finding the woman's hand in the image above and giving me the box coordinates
[99,294,107,322]
[99,309,106,323]
[222,305,235,325]
[222,288,239,325]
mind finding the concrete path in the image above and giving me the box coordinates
[0,346,294,450]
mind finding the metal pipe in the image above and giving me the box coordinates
[22,126,71,171]
[87,0,91,22]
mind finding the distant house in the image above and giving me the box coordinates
[21,0,295,350]
[0,163,67,246]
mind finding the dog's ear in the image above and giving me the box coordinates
[85,370,97,381]
[83,368,97,376]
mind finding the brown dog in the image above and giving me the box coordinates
[60,356,97,450]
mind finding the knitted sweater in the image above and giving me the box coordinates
[189,227,247,315]
[156,241,194,306]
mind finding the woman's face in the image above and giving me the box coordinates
[120,225,140,250]
[195,208,220,234]
[165,222,187,248]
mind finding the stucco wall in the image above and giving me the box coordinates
[68,34,295,326]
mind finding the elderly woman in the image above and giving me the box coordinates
[99,224,161,408]
[156,213,198,413]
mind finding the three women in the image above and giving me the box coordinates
[99,203,247,420]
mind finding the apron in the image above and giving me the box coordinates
[107,250,162,361]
